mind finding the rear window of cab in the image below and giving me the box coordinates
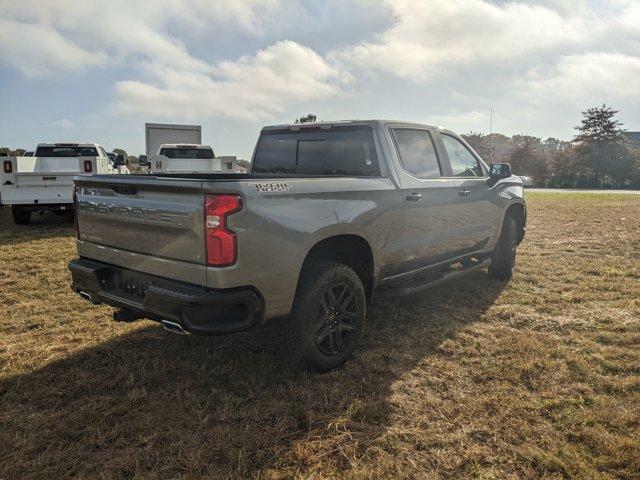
[35,146,98,157]
[252,127,380,176]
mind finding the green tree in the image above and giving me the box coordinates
[630,147,640,188]
[294,114,317,124]
[545,140,576,187]
[0,147,26,156]
[506,135,544,183]
[462,132,491,160]
[236,159,251,170]
[572,104,626,188]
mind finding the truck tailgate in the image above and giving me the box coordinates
[75,176,206,266]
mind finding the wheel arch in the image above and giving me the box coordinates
[297,234,375,304]
[505,201,526,244]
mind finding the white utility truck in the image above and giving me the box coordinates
[147,144,237,174]
[0,143,126,225]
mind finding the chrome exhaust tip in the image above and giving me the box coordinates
[78,290,100,304]
[161,320,186,335]
[78,291,92,301]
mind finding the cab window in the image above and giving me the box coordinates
[441,134,484,177]
[392,129,441,178]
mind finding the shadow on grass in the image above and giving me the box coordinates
[0,208,75,246]
[0,271,505,479]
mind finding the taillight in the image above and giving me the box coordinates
[205,194,242,267]
[83,160,93,173]
[3,160,12,174]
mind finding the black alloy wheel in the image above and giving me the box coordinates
[313,282,358,356]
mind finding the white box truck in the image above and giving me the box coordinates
[145,123,201,157]
[143,123,236,174]
[0,143,126,225]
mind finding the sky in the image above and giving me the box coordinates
[1,0,639,159]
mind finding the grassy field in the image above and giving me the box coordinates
[1,193,639,479]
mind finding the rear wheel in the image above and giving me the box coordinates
[286,261,366,372]
[12,206,31,225]
[489,215,517,280]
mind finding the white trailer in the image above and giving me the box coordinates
[145,123,201,157]
[0,143,126,225]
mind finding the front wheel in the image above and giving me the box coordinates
[286,261,366,372]
[12,206,31,225]
[489,215,518,280]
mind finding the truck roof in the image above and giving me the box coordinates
[158,144,212,149]
[261,119,457,135]
[36,142,104,148]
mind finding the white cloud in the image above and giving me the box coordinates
[113,41,341,120]
[52,118,76,128]
[0,19,106,77]
[332,0,597,81]
[0,0,299,79]
[523,52,640,101]
[0,0,638,138]
[0,0,342,120]
[431,110,488,132]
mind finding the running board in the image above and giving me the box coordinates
[383,258,491,298]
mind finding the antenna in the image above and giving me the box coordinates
[489,107,494,163]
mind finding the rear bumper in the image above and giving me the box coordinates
[0,184,72,206]
[69,258,265,335]
[13,203,72,211]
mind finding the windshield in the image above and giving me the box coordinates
[159,147,214,159]
[35,146,98,157]
[252,126,380,176]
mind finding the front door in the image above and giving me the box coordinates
[437,132,501,254]
[391,127,464,273]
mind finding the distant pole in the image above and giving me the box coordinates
[489,107,494,163]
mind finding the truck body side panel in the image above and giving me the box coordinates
[73,174,403,318]
[204,176,403,317]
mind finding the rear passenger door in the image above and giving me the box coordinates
[390,127,465,272]
[436,132,501,254]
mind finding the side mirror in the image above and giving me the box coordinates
[489,163,511,179]
[138,155,149,166]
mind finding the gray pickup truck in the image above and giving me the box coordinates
[69,120,525,371]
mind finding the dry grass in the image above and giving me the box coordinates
[1,193,639,479]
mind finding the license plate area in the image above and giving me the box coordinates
[106,269,153,302]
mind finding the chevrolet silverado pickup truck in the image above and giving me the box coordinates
[1,143,127,224]
[69,120,526,371]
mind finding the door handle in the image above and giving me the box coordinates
[458,189,471,197]
[405,192,422,202]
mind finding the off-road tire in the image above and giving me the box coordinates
[12,206,31,225]
[286,261,366,372]
[488,215,517,280]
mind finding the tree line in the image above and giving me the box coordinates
[3,106,639,188]
[462,105,640,188]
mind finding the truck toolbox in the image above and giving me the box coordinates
[69,258,264,335]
